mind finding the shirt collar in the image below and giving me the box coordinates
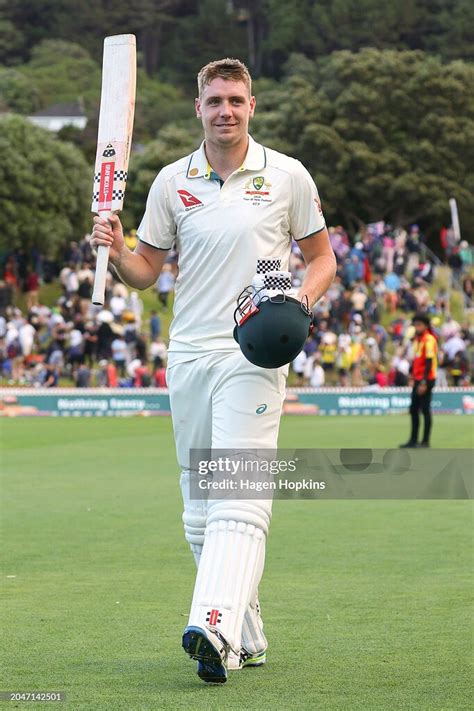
[186,134,266,179]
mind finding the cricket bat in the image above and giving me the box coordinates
[91,34,136,306]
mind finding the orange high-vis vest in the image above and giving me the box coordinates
[412,331,438,380]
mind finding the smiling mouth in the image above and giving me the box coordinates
[215,123,238,127]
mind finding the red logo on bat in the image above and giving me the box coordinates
[177,189,202,208]
[99,161,115,208]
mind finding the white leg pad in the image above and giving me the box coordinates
[187,516,267,653]
[241,540,267,654]
[180,470,207,566]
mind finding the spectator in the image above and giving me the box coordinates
[77,262,93,315]
[450,352,467,386]
[441,316,461,340]
[150,336,168,368]
[67,326,84,370]
[413,281,430,311]
[291,350,307,384]
[443,332,466,363]
[383,272,400,312]
[42,363,59,387]
[462,276,473,309]
[19,319,36,358]
[382,232,395,273]
[24,269,40,310]
[127,291,144,329]
[391,348,410,386]
[448,247,463,287]
[106,360,118,387]
[351,286,368,317]
[308,354,325,387]
[110,292,127,321]
[459,240,472,268]
[436,350,448,387]
[75,363,91,387]
[83,321,98,366]
[153,357,167,387]
[320,333,337,371]
[65,266,79,298]
[156,265,175,309]
[96,315,114,360]
[435,288,449,315]
[111,335,128,376]
[150,310,161,340]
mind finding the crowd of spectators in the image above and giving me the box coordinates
[0,232,175,388]
[0,221,472,389]
[288,222,472,387]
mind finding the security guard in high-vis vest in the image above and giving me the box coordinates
[400,313,438,448]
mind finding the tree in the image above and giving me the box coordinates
[252,49,474,237]
[133,70,193,141]
[0,68,40,113]
[21,39,101,111]
[0,115,90,255]
[0,17,25,64]
[160,0,247,88]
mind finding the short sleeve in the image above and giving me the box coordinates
[289,161,326,241]
[136,170,176,250]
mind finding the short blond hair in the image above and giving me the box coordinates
[197,58,252,97]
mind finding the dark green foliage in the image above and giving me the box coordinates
[252,49,474,236]
[0,115,90,255]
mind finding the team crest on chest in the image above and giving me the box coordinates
[243,176,272,204]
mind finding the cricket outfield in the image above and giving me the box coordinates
[1,416,472,710]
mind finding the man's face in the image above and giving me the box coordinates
[195,77,256,147]
[414,321,427,336]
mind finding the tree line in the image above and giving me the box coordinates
[2,0,473,78]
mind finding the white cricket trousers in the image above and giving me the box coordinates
[167,350,287,652]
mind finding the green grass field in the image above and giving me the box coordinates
[1,416,473,710]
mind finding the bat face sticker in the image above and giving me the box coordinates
[102,143,116,158]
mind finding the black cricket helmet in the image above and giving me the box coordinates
[233,287,313,369]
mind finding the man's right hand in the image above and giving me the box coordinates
[91,214,127,266]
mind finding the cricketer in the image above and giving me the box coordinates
[91,58,336,684]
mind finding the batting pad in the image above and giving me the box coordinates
[180,470,207,566]
[241,544,267,655]
[187,517,267,653]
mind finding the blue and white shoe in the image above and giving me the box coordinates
[182,625,229,684]
[228,648,267,670]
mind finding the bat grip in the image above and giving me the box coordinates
[92,210,113,306]
[92,245,110,305]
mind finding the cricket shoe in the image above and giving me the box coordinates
[182,625,229,684]
[228,648,267,671]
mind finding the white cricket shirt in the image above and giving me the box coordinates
[137,134,325,361]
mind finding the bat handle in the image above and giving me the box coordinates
[92,210,113,306]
